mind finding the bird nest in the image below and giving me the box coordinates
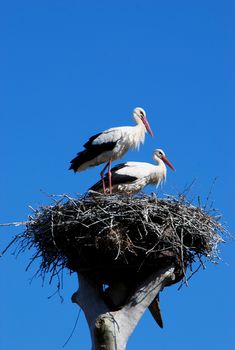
[4,193,224,287]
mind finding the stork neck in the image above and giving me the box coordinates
[132,122,146,148]
[153,156,167,178]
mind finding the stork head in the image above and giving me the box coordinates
[153,149,175,171]
[133,107,153,137]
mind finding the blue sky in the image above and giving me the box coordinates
[1,1,234,349]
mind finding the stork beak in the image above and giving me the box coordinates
[162,156,175,171]
[143,117,154,137]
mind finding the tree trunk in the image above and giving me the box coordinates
[72,266,175,350]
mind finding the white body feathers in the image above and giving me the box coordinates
[77,124,147,172]
[89,149,175,194]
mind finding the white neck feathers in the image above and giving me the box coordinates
[153,156,167,184]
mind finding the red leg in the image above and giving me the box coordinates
[100,161,109,194]
[108,160,112,194]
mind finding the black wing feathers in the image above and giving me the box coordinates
[108,173,138,185]
[83,133,102,149]
[69,150,92,171]
[89,169,138,191]
[69,132,117,172]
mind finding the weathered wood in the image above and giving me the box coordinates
[72,266,175,350]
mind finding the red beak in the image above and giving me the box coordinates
[162,155,175,171]
[142,117,153,137]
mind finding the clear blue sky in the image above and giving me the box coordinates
[1,1,234,349]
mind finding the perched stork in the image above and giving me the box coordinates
[69,107,153,193]
[89,149,175,194]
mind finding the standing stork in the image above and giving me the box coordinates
[69,107,153,193]
[89,149,175,194]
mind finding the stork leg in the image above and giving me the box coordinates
[100,160,112,194]
[100,161,110,194]
[107,160,112,194]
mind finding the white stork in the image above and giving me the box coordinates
[69,107,153,193]
[89,149,175,194]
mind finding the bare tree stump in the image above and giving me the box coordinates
[72,266,175,350]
